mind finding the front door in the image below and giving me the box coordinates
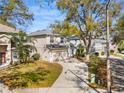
[0,52,2,65]
[0,52,6,65]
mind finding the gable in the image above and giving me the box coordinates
[0,34,10,44]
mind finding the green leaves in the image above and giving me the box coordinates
[51,21,80,37]
[11,31,36,63]
[0,0,33,27]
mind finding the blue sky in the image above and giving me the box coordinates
[23,0,66,32]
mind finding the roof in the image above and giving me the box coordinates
[29,30,53,36]
[67,36,80,40]
[46,44,68,50]
[0,24,19,33]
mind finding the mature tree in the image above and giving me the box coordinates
[55,0,123,61]
[11,31,36,63]
[50,21,80,37]
[0,0,33,27]
[113,14,124,53]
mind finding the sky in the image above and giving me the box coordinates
[23,0,66,33]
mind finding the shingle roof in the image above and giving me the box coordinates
[0,24,19,33]
[67,36,80,40]
[29,30,53,36]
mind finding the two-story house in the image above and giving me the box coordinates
[29,30,68,62]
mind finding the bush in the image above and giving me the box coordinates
[88,55,102,74]
[76,44,85,57]
[110,50,114,54]
[118,48,124,52]
[101,52,104,55]
[88,55,107,87]
[32,53,40,61]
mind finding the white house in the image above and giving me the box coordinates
[91,36,116,56]
[0,24,19,67]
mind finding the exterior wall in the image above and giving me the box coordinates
[32,35,69,62]
[48,50,68,62]
[0,34,11,67]
[33,36,50,60]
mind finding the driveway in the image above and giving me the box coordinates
[110,58,124,92]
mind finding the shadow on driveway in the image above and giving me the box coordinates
[110,58,124,92]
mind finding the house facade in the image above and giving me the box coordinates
[0,24,18,67]
[29,30,68,62]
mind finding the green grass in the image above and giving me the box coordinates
[112,53,124,59]
[0,61,63,89]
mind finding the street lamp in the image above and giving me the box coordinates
[106,0,112,93]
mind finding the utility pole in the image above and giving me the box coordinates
[106,0,112,93]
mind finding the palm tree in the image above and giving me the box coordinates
[11,31,36,63]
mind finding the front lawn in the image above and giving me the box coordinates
[0,61,63,89]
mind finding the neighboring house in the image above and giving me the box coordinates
[29,30,68,62]
[67,35,115,57]
[91,35,116,56]
[67,36,82,57]
[0,24,18,67]
[91,38,106,55]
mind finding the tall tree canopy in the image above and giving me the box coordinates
[0,0,33,27]
[50,21,80,37]
[55,0,123,61]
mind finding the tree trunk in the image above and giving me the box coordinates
[85,46,90,62]
[85,54,90,62]
[114,44,119,54]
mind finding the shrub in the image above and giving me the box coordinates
[88,55,102,74]
[118,48,124,52]
[88,55,107,87]
[76,44,85,57]
[101,52,104,56]
[32,53,40,61]
[110,50,114,54]
[25,72,41,82]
